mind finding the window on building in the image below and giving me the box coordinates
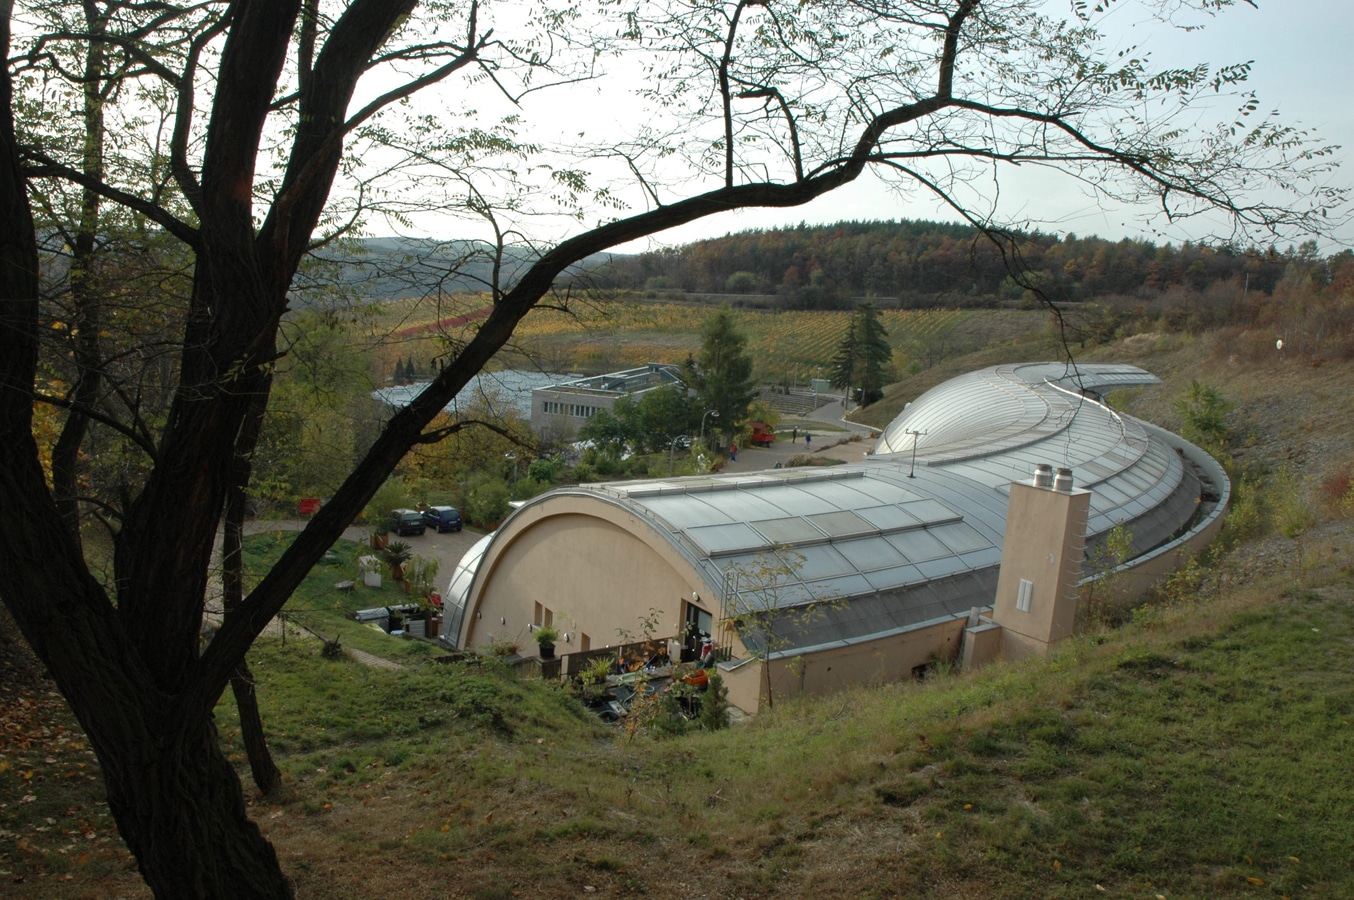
[580,633,591,652]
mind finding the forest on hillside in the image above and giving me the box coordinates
[587,220,1350,312]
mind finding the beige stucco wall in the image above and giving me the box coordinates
[731,615,968,713]
[461,497,712,656]
[717,659,764,714]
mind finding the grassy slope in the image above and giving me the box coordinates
[2,333,1352,899]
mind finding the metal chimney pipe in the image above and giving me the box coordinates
[1033,463,1054,488]
[1054,467,1074,492]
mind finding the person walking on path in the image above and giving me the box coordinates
[804,432,812,449]
[730,442,738,461]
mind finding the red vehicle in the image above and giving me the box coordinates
[748,422,776,447]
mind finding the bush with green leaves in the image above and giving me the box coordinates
[700,671,730,731]
[461,474,510,526]
[363,478,413,526]
[1175,380,1234,454]
[1270,467,1316,584]
[526,454,565,484]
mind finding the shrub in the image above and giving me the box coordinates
[1174,380,1233,451]
[1217,472,1263,551]
[1318,462,1354,519]
[463,476,510,526]
[785,454,845,468]
[700,671,730,731]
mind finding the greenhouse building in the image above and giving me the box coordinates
[439,362,1229,712]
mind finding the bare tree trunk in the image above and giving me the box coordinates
[222,392,282,795]
[98,693,293,898]
[50,3,108,546]
[230,659,282,795]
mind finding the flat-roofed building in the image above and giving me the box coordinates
[531,363,684,439]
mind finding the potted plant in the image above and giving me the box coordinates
[578,655,613,702]
[533,623,560,660]
[382,539,413,584]
[485,637,518,658]
[369,515,391,551]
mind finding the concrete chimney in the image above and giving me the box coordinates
[990,467,1090,660]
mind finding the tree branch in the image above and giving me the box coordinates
[22,150,199,245]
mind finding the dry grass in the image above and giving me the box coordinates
[3,335,1353,899]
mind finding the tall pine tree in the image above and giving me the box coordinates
[684,305,756,447]
[831,303,891,406]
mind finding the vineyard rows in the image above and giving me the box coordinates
[369,296,969,380]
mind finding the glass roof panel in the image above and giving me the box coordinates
[886,529,951,562]
[799,480,881,507]
[710,491,795,521]
[834,535,908,572]
[640,495,735,528]
[793,543,858,580]
[900,498,959,524]
[960,547,1003,569]
[929,521,991,554]
[760,489,840,517]
[915,554,971,580]
[805,510,876,538]
[686,522,767,554]
[812,573,875,601]
[855,504,923,531]
[1080,459,1117,480]
[1091,479,1131,506]
[862,564,925,591]
[849,479,920,504]
[727,579,815,612]
[750,516,826,544]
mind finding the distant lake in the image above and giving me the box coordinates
[373,370,570,419]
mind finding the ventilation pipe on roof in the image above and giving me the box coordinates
[1054,467,1074,492]
[1032,463,1054,488]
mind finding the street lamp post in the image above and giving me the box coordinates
[904,429,926,478]
[504,451,518,495]
[700,408,719,445]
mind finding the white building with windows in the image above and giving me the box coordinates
[530,363,684,439]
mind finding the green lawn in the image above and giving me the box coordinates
[240,530,444,663]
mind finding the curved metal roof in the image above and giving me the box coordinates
[448,362,1224,654]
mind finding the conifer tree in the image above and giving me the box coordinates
[684,305,756,447]
[831,303,891,406]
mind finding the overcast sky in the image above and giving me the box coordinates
[366,1,1353,254]
[593,0,1354,253]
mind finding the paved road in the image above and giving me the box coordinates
[721,398,880,474]
[240,518,483,594]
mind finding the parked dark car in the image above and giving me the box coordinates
[421,505,463,533]
[389,508,426,536]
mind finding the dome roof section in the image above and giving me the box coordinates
[874,362,1161,460]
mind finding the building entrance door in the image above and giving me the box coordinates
[681,601,713,663]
